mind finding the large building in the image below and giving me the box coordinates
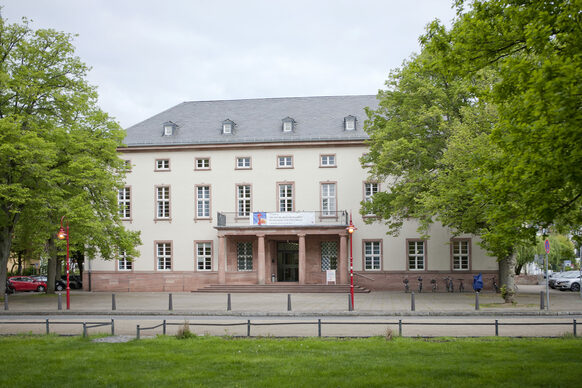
[88,95,498,292]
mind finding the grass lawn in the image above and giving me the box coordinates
[1,335,581,387]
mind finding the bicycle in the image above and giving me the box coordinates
[430,278,437,292]
[490,277,499,293]
[458,279,465,293]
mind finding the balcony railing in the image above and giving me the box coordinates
[216,211,348,227]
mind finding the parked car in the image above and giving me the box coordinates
[7,276,47,293]
[30,276,67,291]
[61,275,82,289]
[555,272,581,292]
[548,272,567,289]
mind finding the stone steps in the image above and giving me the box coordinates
[194,284,371,293]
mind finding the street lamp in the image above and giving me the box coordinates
[346,213,357,311]
[57,216,70,310]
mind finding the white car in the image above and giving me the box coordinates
[555,272,581,292]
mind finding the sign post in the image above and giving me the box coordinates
[545,239,550,310]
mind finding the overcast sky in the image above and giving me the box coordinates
[2,0,456,128]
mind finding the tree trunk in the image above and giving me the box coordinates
[46,237,57,294]
[0,225,13,296]
[499,254,517,303]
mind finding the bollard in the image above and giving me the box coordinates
[137,324,140,340]
[540,291,545,310]
[495,319,499,336]
[398,319,402,337]
[247,320,251,337]
[83,322,87,338]
[318,319,322,337]
[163,319,167,335]
[58,293,62,310]
[112,293,116,311]
[475,291,480,311]
[168,293,173,311]
[348,294,353,311]
[574,319,577,337]
[111,319,115,336]
[46,319,50,335]
[287,294,292,311]
[411,292,415,312]
[4,293,7,311]
[227,293,231,311]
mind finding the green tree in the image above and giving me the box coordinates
[363,0,581,302]
[0,16,140,294]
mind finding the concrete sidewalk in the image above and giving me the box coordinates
[2,285,582,316]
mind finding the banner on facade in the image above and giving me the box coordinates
[251,212,315,226]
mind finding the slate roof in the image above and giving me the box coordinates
[123,95,378,147]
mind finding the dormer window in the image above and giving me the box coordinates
[222,119,235,134]
[344,115,356,131]
[282,117,295,132]
[163,121,177,136]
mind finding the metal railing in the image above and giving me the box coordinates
[216,211,348,227]
[0,319,115,337]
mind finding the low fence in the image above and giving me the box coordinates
[2,317,575,339]
[0,319,115,337]
[136,318,579,339]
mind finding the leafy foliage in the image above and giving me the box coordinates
[0,16,140,293]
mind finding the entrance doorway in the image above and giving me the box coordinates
[277,242,299,282]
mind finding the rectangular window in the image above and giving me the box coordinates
[408,240,425,270]
[195,158,210,170]
[118,187,131,219]
[277,155,293,168]
[321,241,338,271]
[155,159,170,171]
[321,183,336,216]
[452,239,470,270]
[156,242,172,270]
[278,183,294,212]
[237,242,253,271]
[196,242,212,271]
[364,182,379,216]
[156,186,170,219]
[364,241,381,270]
[320,154,336,167]
[196,186,210,219]
[236,157,251,169]
[283,121,293,132]
[118,251,132,271]
[237,185,251,217]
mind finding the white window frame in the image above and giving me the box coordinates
[321,183,337,216]
[118,251,132,271]
[408,240,425,271]
[237,185,251,217]
[364,182,379,216]
[236,157,251,169]
[283,121,293,132]
[278,183,294,212]
[156,186,170,219]
[452,239,470,270]
[321,241,338,271]
[195,158,210,170]
[155,159,170,171]
[196,242,212,271]
[277,155,293,168]
[320,154,336,167]
[364,241,381,270]
[156,242,172,271]
[223,123,232,134]
[196,185,211,219]
[163,125,173,136]
[118,187,131,220]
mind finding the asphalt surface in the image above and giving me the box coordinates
[1,285,581,338]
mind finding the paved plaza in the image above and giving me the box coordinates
[1,285,581,337]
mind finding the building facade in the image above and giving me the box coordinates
[87,96,498,292]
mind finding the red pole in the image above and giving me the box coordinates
[66,223,70,310]
[350,228,354,309]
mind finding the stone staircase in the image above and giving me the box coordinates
[194,284,371,293]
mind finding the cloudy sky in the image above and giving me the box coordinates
[2,0,457,128]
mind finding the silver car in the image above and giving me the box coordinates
[555,272,581,292]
